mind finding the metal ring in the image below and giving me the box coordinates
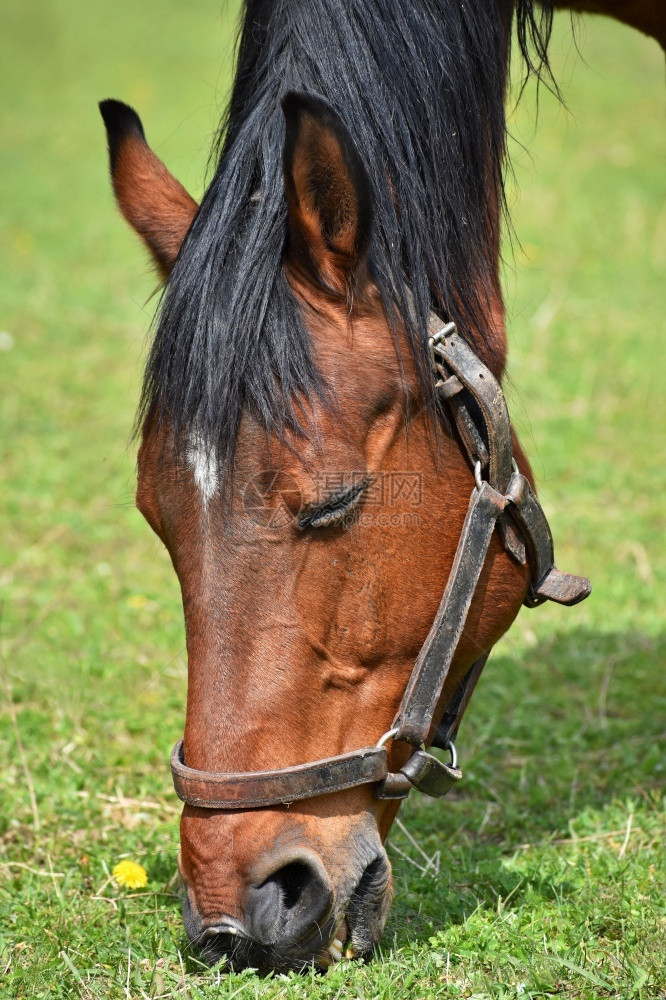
[474,460,484,491]
[446,740,458,770]
[376,728,400,748]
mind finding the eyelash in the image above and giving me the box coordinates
[298,480,368,530]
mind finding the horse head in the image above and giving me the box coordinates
[100,91,535,970]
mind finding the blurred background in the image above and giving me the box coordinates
[0,1,664,996]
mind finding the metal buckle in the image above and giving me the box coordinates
[428,321,457,374]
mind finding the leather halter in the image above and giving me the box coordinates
[171,317,590,810]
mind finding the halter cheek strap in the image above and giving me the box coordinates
[170,318,591,810]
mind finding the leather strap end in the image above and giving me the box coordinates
[400,749,462,798]
[531,567,591,607]
[373,772,412,800]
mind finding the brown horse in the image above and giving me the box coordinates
[553,0,666,49]
[98,0,600,974]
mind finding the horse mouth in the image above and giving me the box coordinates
[194,853,392,972]
[336,854,393,964]
[197,912,340,972]
[316,916,353,967]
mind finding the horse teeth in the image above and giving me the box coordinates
[318,917,351,965]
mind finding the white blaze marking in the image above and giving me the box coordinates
[187,433,218,506]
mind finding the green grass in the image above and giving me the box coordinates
[1,3,664,997]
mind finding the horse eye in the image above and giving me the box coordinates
[299,480,367,530]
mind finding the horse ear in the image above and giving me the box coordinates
[282,92,372,295]
[99,100,198,278]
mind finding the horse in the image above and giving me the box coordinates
[552,0,665,49]
[98,0,600,973]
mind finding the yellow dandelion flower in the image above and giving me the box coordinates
[112,860,148,889]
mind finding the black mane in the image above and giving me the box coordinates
[141,0,554,471]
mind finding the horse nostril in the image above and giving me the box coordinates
[272,861,311,911]
[247,858,333,946]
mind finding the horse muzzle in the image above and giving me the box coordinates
[182,843,392,972]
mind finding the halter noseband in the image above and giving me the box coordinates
[170,317,590,810]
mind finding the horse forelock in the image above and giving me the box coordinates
[140,0,556,481]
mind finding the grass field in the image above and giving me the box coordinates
[1,3,664,997]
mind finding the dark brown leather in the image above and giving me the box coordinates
[434,326,590,610]
[432,651,490,750]
[399,749,462,796]
[430,319,513,492]
[533,567,591,607]
[373,772,412,800]
[392,481,507,747]
[170,740,388,810]
[375,749,461,800]
[504,470,591,607]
